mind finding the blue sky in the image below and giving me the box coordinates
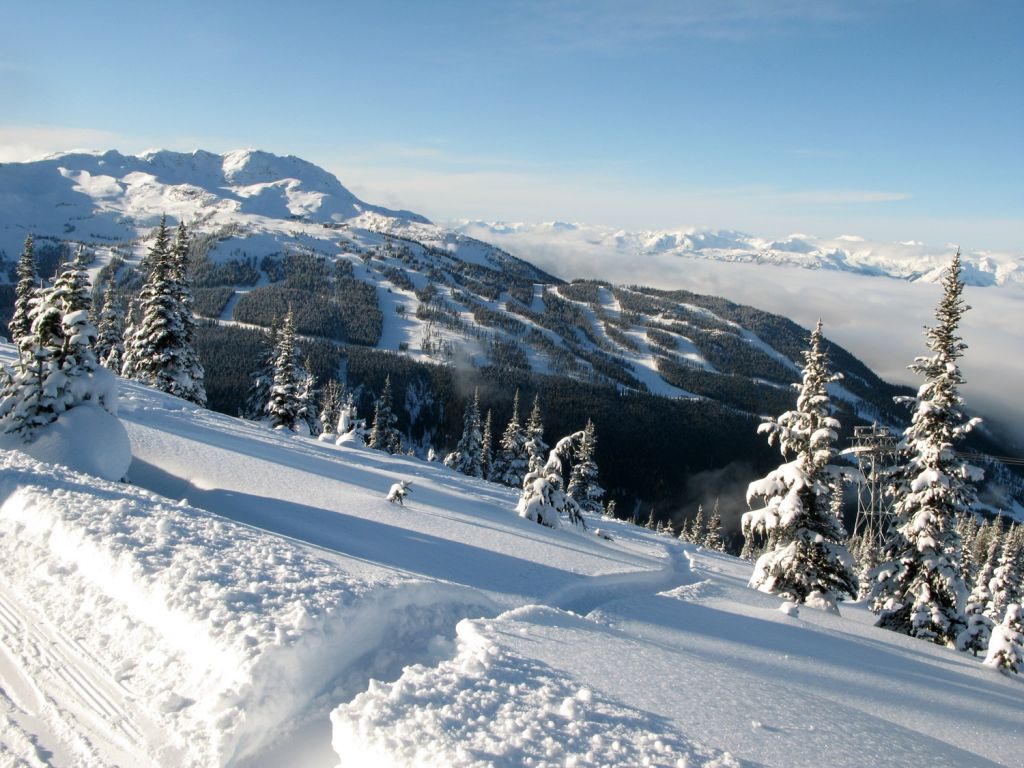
[1,0,1021,247]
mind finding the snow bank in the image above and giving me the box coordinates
[0,452,491,766]
[331,606,738,768]
[0,404,131,481]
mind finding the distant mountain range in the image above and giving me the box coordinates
[451,220,1024,289]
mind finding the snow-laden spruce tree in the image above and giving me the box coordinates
[243,327,278,420]
[445,388,484,477]
[870,252,981,646]
[8,234,37,355]
[959,532,1002,656]
[481,408,494,481]
[742,320,857,611]
[367,375,402,453]
[567,418,605,514]
[168,222,206,406]
[517,431,586,529]
[984,603,1023,675]
[122,216,205,405]
[686,505,706,546]
[524,394,549,474]
[985,526,1022,623]
[94,278,125,373]
[0,257,116,438]
[265,308,305,431]
[317,379,344,439]
[295,357,318,434]
[703,498,726,552]
[491,389,529,487]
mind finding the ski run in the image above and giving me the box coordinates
[0,344,1018,767]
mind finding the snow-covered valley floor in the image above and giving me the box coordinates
[1,368,1021,767]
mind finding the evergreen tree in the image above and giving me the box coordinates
[743,320,857,611]
[367,375,402,453]
[8,234,37,354]
[524,394,548,473]
[266,308,303,431]
[318,379,344,437]
[957,513,981,585]
[296,357,318,434]
[242,326,278,420]
[567,418,605,514]
[169,222,206,406]
[871,253,981,646]
[492,389,529,487]
[517,431,586,529]
[985,526,1022,623]
[983,603,1023,675]
[703,498,726,552]
[337,389,362,438]
[480,408,494,481]
[0,257,113,438]
[94,277,125,373]
[959,532,1002,656]
[122,216,204,404]
[445,388,483,477]
[691,505,707,547]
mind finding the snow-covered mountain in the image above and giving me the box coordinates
[452,219,1024,288]
[1,344,1021,767]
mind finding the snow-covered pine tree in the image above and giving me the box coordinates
[871,253,981,646]
[367,375,402,453]
[491,389,529,487]
[567,418,605,514]
[691,505,707,547]
[971,519,999,583]
[983,603,1023,675]
[318,379,344,438]
[985,525,1022,623]
[337,389,362,438]
[959,532,1002,656]
[481,408,494,481]
[957,513,981,585]
[516,431,586,529]
[94,276,125,374]
[524,394,548,473]
[266,308,303,431]
[0,291,64,436]
[296,357,318,435]
[0,258,113,438]
[122,216,201,403]
[703,498,726,552]
[243,327,278,420]
[445,388,483,477]
[168,222,206,406]
[742,320,857,611]
[8,234,37,355]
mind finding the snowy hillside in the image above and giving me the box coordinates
[0,344,1021,767]
[0,148,906,421]
[453,220,1024,288]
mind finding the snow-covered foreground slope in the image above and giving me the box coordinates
[1,367,1021,766]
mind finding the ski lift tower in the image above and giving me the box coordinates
[848,424,900,551]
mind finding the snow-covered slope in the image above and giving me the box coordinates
[453,220,1024,288]
[0,344,1021,767]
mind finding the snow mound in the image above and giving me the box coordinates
[0,452,489,766]
[0,403,130,481]
[331,607,738,768]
